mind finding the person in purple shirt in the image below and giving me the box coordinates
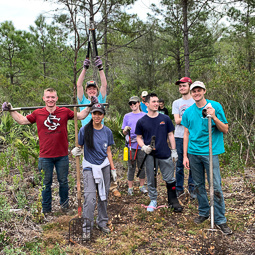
[122,96,148,195]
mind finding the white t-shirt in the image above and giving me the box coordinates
[172,97,195,138]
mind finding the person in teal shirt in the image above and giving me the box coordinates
[77,56,107,126]
[182,81,232,235]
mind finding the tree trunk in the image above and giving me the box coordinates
[182,0,190,77]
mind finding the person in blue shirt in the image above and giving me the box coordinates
[77,56,121,198]
[135,93,182,213]
[140,91,148,113]
[182,81,232,235]
[71,103,116,240]
[76,56,107,127]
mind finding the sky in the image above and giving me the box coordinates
[0,0,160,31]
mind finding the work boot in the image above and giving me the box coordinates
[97,225,111,234]
[166,182,183,213]
[112,188,121,197]
[216,223,233,235]
[194,215,209,224]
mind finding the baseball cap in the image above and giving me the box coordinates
[129,96,140,103]
[175,77,192,85]
[141,91,148,97]
[90,103,105,114]
[86,80,99,91]
[190,81,206,91]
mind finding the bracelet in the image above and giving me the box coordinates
[99,67,104,71]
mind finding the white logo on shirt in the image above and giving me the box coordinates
[44,115,61,130]
[104,143,108,150]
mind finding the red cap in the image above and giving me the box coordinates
[175,77,192,85]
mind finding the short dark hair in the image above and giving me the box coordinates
[159,99,164,103]
[145,93,158,103]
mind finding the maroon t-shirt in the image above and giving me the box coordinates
[26,107,74,158]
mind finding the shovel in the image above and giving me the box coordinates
[208,115,215,231]
[69,107,91,243]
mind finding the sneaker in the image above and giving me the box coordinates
[82,232,91,241]
[128,188,134,196]
[97,225,111,234]
[139,186,148,194]
[216,223,233,235]
[147,200,157,212]
[194,215,209,224]
[176,190,184,197]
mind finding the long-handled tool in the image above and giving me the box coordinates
[128,130,138,165]
[69,107,92,243]
[208,115,215,230]
[137,136,156,178]
[6,103,108,112]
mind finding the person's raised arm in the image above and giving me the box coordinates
[77,59,90,102]
[95,57,107,99]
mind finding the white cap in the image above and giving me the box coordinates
[141,91,148,97]
[190,81,206,91]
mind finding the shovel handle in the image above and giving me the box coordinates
[74,107,82,218]
[208,116,214,229]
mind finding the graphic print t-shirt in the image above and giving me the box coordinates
[26,107,74,158]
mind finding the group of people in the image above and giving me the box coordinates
[2,56,232,239]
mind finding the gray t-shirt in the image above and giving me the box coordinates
[172,97,195,138]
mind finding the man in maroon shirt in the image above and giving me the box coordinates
[2,88,90,213]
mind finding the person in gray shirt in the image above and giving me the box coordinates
[172,77,196,199]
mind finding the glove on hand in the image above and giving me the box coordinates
[90,96,98,106]
[95,56,103,69]
[83,59,90,69]
[171,149,178,162]
[2,102,12,111]
[123,126,131,133]
[141,145,153,155]
[111,169,117,182]
[71,147,83,157]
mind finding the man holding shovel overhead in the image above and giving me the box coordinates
[122,96,147,196]
[135,93,183,213]
[2,88,92,214]
[182,81,232,235]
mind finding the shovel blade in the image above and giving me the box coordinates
[69,217,92,244]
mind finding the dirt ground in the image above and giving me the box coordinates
[1,156,255,254]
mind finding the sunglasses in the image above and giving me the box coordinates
[129,101,138,106]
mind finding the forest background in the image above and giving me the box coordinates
[0,0,255,254]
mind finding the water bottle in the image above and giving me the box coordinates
[123,147,128,161]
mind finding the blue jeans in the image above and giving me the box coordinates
[175,138,194,191]
[188,154,226,225]
[38,156,69,212]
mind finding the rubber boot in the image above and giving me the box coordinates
[166,182,183,213]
